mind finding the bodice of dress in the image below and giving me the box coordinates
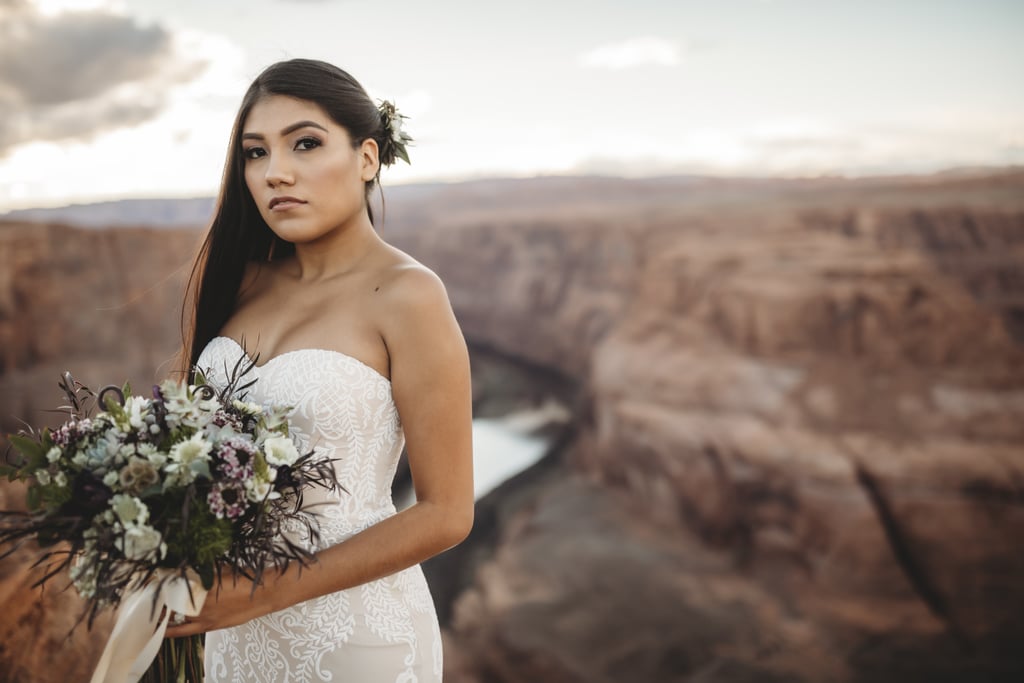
[196,335,404,549]
[197,336,442,683]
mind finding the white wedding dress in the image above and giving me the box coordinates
[196,336,443,683]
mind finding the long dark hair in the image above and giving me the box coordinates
[180,59,399,375]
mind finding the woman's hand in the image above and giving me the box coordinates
[164,571,277,638]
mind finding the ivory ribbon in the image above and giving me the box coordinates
[90,568,208,683]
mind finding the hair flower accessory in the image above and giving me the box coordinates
[377,99,413,166]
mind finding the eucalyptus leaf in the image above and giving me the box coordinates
[9,434,44,464]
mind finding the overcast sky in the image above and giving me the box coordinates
[1,0,1022,211]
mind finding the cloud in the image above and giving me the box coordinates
[0,1,207,155]
[578,36,680,70]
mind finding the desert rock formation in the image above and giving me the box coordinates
[390,172,1024,682]
[2,170,1023,681]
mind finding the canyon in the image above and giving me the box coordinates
[1,170,1023,681]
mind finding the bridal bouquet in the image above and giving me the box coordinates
[0,359,339,682]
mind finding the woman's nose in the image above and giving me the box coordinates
[265,153,294,186]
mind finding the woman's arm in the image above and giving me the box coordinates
[166,265,474,636]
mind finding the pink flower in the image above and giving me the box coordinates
[208,481,248,520]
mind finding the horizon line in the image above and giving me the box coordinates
[3,164,1022,215]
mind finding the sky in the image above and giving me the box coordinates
[0,0,1022,211]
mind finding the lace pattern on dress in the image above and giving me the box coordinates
[198,337,442,683]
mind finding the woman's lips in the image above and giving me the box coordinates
[270,200,305,212]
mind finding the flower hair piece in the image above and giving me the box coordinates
[377,99,413,166]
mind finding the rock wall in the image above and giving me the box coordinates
[0,221,201,682]
[1,170,1023,681]
[0,222,202,432]
[386,173,1024,682]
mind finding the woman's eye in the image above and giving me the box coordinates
[243,146,265,160]
[296,137,321,151]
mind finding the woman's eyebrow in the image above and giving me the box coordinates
[242,120,329,140]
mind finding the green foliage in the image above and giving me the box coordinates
[5,429,60,480]
[26,484,40,511]
[40,481,73,510]
[253,451,270,482]
[104,395,129,428]
[164,501,232,585]
[9,434,44,472]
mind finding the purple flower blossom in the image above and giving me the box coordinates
[207,481,248,520]
[51,418,95,448]
[215,437,257,482]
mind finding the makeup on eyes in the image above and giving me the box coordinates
[243,135,323,160]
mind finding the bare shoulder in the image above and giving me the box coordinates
[371,248,464,357]
[372,248,469,402]
[374,248,452,313]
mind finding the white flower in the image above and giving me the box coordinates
[46,447,61,463]
[110,494,148,527]
[54,471,67,488]
[232,399,262,415]
[103,471,120,488]
[124,396,150,430]
[260,405,292,434]
[166,432,213,484]
[390,115,405,143]
[158,378,189,403]
[136,443,168,467]
[116,524,166,561]
[160,380,220,430]
[36,469,51,485]
[263,436,299,467]
[204,422,248,444]
[194,390,221,417]
[72,452,88,467]
[71,553,99,598]
[245,478,274,502]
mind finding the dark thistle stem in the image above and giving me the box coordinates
[97,385,126,409]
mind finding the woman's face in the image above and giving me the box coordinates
[240,94,379,245]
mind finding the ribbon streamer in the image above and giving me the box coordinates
[90,569,207,683]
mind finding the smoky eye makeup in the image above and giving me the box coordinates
[242,146,265,160]
[295,136,322,151]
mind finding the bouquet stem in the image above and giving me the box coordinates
[141,635,204,683]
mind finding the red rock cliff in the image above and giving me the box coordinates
[383,172,1024,682]
[2,171,1023,682]
[0,221,201,682]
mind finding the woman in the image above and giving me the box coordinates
[164,58,474,683]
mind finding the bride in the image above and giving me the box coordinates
[164,58,474,683]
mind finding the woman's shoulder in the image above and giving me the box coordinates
[373,245,449,303]
[371,246,467,381]
[370,247,456,335]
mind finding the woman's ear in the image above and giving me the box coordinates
[359,138,380,181]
